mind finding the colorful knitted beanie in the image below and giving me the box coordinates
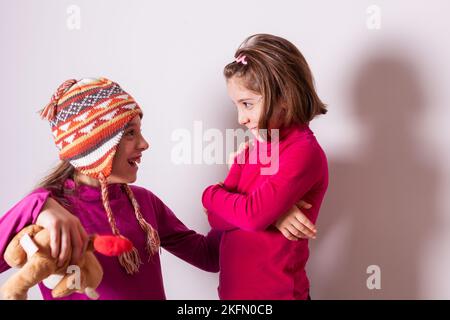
[41,77,160,274]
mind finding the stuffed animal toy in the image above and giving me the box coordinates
[0,224,133,300]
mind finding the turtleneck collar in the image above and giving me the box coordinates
[63,178,124,202]
[279,122,311,140]
[255,123,312,147]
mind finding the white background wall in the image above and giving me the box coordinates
[1,0,449,299]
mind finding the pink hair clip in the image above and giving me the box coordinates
[235,55,248,65]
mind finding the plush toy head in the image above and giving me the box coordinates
[0,224,133,300]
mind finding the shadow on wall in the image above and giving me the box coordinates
[309,48,439,299]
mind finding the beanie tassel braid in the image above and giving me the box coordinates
[123,184,160,258]
[99,174,142,274]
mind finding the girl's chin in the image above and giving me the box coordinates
[108,173,137,184]
[109,163,139,183]
[250,128,264,142]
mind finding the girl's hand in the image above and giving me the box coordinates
[274,200,317,241]
[204,182,224,215]
[36,197,89,267]
[227,141,250,169]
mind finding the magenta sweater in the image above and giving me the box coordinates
[0,180,221,299]
[202,124,328,300]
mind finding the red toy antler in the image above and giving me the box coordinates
[93,235,133,256]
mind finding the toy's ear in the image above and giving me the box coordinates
[4,225,43,268]
[92,235,133,256]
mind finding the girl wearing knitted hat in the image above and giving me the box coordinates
[0,77,220,299]
[0,77,306,300]
[202,34,329,300]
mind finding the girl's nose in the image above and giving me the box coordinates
[238,110,249,126]
[139,135,149,151]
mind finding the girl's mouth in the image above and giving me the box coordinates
[127,156,141,168]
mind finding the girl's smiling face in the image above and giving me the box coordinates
[109,115,149,184]
[227,76,263,138]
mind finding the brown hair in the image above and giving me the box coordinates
[35,160,76,206]
[224,34,327,133]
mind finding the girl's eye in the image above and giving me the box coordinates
[243,102,253,109]
[126,130,135,136]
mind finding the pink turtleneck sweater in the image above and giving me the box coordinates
[0,180,221,299]
[202,124,328,300]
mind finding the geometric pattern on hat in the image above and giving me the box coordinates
[43,77,142,179]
